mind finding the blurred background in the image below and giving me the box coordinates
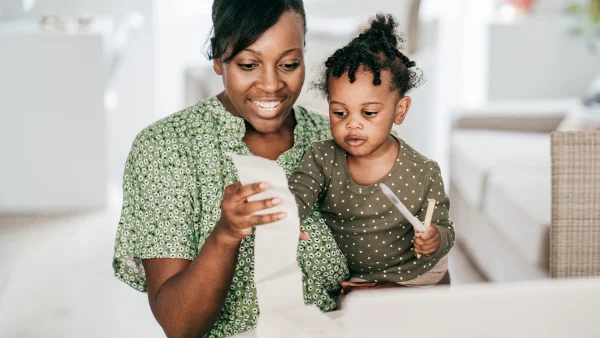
[1,0,599,337]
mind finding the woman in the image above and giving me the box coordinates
[112,1,349,337]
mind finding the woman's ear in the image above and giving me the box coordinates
[213,59,223,75]
[394,96,412,125]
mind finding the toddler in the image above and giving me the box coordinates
[289,14,455,288]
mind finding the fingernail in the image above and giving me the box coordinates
[259,182,269,189]
[272,197,282,205]
[278,212,287,219]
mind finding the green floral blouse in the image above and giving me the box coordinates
[113,97,350,337]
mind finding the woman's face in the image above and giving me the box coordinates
[214,11,305,134]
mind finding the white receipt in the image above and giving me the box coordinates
[230,154,343,338]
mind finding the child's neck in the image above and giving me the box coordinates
[347,136,399,186]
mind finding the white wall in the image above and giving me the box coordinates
[105,2,155,184]
[2,0,156,186]
[486,16,600,100]
[461,0,600,103]
[0,26,106,212]
[152,1,213,119]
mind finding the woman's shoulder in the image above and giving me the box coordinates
[131,97,223,151]
[294,105,332,141]
[144,97,220,133]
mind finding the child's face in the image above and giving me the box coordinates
[328,69,410,157]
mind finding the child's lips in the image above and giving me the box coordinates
[345,135,367,147]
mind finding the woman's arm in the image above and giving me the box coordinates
[143,182,285,338]
[143,224,241,338]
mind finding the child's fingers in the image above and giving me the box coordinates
[417,225,438,240]
[415,242,439,253]
[414,232,439,246]
[414,236,426,246]
[415,247,438,256]
[341,281,377,288]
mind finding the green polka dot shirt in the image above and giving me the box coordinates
[113,97,350,338]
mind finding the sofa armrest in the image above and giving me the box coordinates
[454,114,564,133]
[551,131,600,278]
[451,99,577,133]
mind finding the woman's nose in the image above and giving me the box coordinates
[256,67,284,93]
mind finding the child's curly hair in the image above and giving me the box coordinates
[313,13,424,98]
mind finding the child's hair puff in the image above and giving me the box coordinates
[313,13,424,98]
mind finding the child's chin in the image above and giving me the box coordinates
[343,146,371,157]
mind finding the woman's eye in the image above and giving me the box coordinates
[238,63,258,71]
[333,111,347,117]
[364,111,378,117]
[280,62,301,71]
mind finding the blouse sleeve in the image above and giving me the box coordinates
[112,131,198,292]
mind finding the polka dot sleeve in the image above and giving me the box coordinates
[113,132,198,292]
[416,161,455,260]
[289,143,328,221]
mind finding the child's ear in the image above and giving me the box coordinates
[394,96,412,125]
[213,59,223,75]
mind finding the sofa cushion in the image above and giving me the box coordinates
[451,186,548,281]
[450,130,551,209]
[483,168,551,271]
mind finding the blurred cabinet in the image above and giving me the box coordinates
[0,21,107,212]
[464,15,600,103]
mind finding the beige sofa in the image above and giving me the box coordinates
[449,100,600,281]
[550,131,600,278]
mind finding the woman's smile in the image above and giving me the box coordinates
[248,98,286,118]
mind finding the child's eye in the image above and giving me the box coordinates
[237,63,258,71]
[333,111,347,117]
[364,111,378,117]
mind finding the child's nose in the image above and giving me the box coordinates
[346,116,363,130]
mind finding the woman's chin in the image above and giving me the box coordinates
[244,105,293,133]
[246,116,287,134]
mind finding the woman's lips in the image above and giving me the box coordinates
[248,99,286,118]
[344,136,367,147]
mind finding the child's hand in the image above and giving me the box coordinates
[414,225,440,256]
[340,281,377,294]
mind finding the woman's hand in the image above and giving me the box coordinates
[413,224,441,256]
[215,181,310,244]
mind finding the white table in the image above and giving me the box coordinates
[234,278,600,338]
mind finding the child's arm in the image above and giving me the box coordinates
[414,161,455,258]
[289,143,328,221]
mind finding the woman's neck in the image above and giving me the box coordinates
[243,112,296,160]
